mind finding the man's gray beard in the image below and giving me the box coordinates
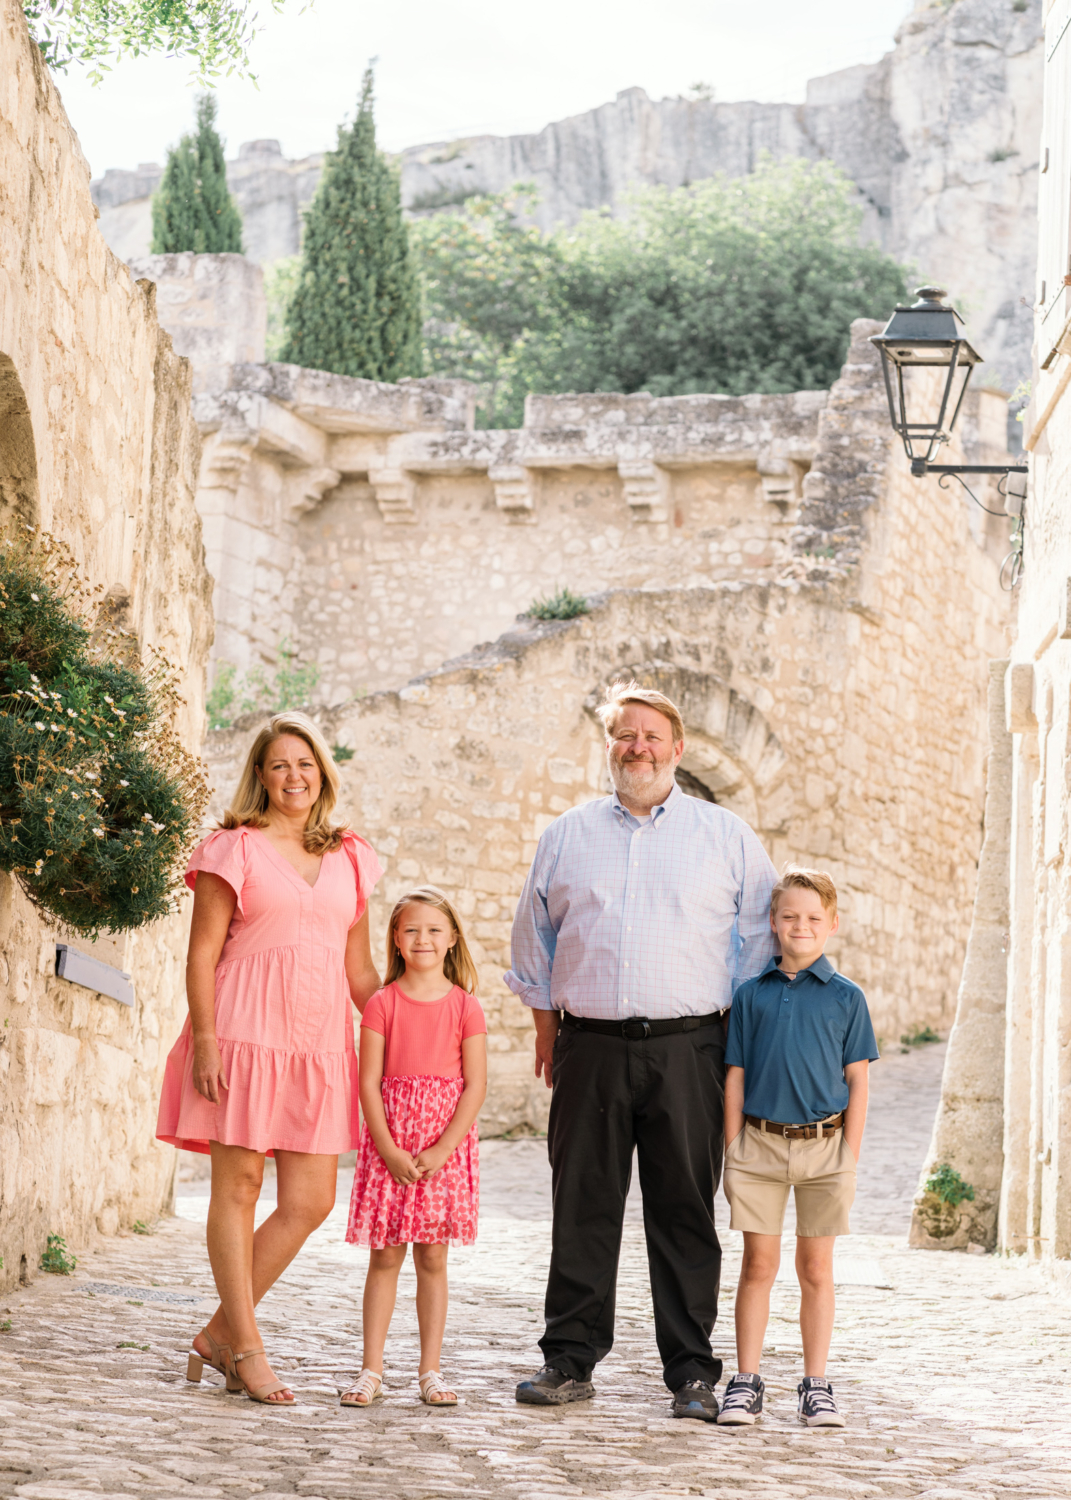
[608,755,677,805]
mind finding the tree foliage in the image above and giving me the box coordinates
[151,92,243,255]
[414,158,910,427]
[23,0,289,86]
[0,529,208,937]
[281,67,423,381]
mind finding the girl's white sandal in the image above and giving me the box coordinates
[340,1369,384,1407]
[419,1370,458,1407]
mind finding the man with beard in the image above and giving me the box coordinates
[506,680,777,1420]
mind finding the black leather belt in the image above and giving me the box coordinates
[562,1010,726,1041]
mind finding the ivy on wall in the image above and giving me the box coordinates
[0,529,207,937]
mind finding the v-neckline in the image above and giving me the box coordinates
[254,826,325,891]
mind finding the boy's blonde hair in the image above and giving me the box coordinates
[385,885,479,994]
[595,679,685,744]
[221,711,347,854]
[770,866,838,917]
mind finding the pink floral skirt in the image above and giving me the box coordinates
[346,1075,479,1249]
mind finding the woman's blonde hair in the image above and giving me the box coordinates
[384,885,479,994]
[221,711,348,854]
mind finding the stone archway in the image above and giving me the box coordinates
[0,354,39,527]
[584,661,791,836]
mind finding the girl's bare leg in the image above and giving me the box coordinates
[198,1146,337,1402]
[413,1242,451,1390]
[361,1245,407,1375]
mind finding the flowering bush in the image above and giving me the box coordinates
[0,529,207,936]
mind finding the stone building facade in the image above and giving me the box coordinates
[913,0,1071,1263]
[196,318,1013,1133]
[0,0,212,1288]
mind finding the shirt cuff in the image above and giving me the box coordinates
[503,970,556,1009]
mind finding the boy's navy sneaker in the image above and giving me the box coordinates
[515,1365,595,1405]
[797,1376,845,1427]
[671,1379,720,1421]
[716,1372,764,1425]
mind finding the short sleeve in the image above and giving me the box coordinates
[724,988,747,1070]
[842,987,880,1065]
[360,989,388,1036]
[185,828,251,914]
[341,832,384,927]
[461,993,488,1039]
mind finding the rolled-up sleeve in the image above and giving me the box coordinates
[732,824,778,986]
[504,833,559,1010]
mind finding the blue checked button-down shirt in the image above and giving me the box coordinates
[504,782,779,1019]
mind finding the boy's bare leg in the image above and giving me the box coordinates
[734,1232,781,1372]
[795,1235,836,1375]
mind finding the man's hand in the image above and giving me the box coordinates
[533,1009,561,1090]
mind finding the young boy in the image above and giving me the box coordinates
[717,868,878,1428]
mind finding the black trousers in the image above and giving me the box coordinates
[539,1019,726,1391]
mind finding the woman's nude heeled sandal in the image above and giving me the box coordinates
[232,1347,294,1405]
[186,1327,242,1393]
[340,1369,383,1407]
[419,1371,458,1407]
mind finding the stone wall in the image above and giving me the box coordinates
[0,0,212,1289]
[202,321,1012,1134]
[91,0,1043,390]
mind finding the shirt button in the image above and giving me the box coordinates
[633,861,639,867]
[624,961,629,967]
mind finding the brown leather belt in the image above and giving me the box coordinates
[746,1112,844,1139]
[562,1010,725,1040]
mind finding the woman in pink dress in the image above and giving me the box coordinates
[157,711,382,1405]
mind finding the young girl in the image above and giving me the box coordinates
[342,885,487,1409]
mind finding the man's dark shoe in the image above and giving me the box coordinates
[716,1372,764,1425]
[515,1365,595,1405]
[671,1379,720,1421]
[797,1376,845,1427]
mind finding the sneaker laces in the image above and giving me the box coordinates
[802,1380,837,1413]
[722,1379,758,1410]
[680,1379,713,1394]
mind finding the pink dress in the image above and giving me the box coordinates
[156,825,382,1157]
[346,982,486,1248]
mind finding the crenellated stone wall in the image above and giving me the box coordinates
[0,0,212,1289]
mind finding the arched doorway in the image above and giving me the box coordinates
[0,354,39,527]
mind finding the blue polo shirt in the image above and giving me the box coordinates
[725,955,879,1124]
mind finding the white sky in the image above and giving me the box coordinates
[52,0,915,180]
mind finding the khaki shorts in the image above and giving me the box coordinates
[723,1122,857,1238]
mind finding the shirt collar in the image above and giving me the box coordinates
[612,781,682,826]
[759,953,836,984]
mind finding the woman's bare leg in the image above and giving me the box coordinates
[198,1146,337,1402]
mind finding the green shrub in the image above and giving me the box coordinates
[924,1163,975,1208]
[40,1233,76,1275]
[0,528,208,936]
[901,1025,941,1047]
[525,587,590,621]
[332,744,355,763]
[205,639,320,731]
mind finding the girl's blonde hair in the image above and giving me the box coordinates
[221,711,349,854]
[385,885,479,994]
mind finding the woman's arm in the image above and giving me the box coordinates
[358,1027,423,1185]
[345,910,381,1015]
[415,1033,488,1175]
[724,1065,745,1148]
[843,1059,869,1163]
[186,871,238,1103]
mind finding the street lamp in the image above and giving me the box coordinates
[870,286,1028,588]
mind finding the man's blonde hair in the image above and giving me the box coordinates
[385,885,479,994]
[596,679,685,744]
[221,711,348,854]
[770,866,838,917]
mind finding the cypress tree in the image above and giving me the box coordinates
[281,68,423,380]
[150,93,244,254]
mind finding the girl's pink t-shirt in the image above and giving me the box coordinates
[361,981,486,1078]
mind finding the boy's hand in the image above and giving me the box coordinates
[414,1144,450,1177]
[384,1147,425,1185]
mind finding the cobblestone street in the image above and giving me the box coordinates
[3,1041,1071,1499]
